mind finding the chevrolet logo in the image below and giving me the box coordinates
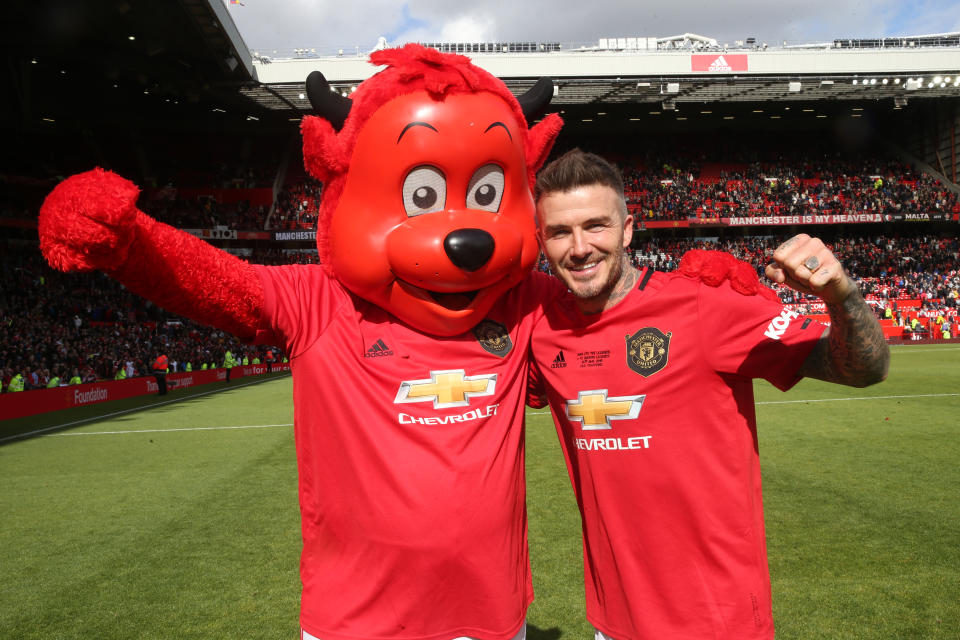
[395,369,497,409]
[566,389,645,430]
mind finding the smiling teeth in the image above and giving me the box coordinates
[571,262,598,271]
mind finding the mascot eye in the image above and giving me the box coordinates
[403,166,446,217]
[466,164,505,212]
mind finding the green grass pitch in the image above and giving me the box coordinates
[1,345,957,639]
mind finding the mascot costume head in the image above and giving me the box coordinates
[301,44,562,335]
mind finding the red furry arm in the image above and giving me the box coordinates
[107,212,261,340]
[39,168,262,340]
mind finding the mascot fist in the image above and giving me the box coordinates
[39,168,142,272]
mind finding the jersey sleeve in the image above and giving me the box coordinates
[252,264,350,357]
[697,278,825,391]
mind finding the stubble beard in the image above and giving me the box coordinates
[568,248,633,310]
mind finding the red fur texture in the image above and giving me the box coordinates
[678,249,781,303]
[39,168,262,340]
[39,168,141,272]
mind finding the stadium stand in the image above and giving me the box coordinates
[0,242,284,392]
[2,107,958,395]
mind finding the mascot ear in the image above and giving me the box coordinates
[525,113,563,176]
[301,70,353,181]
[301,115,349,182]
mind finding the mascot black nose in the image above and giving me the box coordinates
[444,229,495,272]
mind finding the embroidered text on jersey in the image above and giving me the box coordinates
[565,389,646,430]
[395,369,497,409]
[764,308,800,340]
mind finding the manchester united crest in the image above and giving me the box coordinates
[473,320,513,357]
[625,327,672,377]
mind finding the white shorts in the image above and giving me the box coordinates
[594,629,616,640]
[302,621,527,640]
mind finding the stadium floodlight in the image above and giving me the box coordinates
[852,79,858,85]
[905,78,922,90]
[298,93,305,100]
[934,76,942,84]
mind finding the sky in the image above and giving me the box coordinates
[223,0,960,56]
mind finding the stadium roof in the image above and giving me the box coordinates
[3,1,958,130]
[2,0,256,129]
[245,35,960,112]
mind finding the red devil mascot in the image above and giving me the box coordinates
[40,45,564,640]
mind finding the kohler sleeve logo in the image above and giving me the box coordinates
[764,308,800,340]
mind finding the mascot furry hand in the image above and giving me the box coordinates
[39,44,567,640]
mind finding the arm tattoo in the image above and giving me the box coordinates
[798,288,890,387]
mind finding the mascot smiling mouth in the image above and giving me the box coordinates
[425,289,478,311]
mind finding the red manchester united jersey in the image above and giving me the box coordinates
[253,264,561,640]
[529,267,824,640]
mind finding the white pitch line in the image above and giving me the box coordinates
[45,423,293,437]
[9,390,954,441]
[890,346,960,353]
[756,392,958,406]
[0,376,287,444]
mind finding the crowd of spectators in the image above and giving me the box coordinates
[4,230,957,393]
[0,243,283,393]
[4,138,960,393]
[623,234,959,336]
[140,194,268,230]
[621,152,960,222]
[272,178,323,230]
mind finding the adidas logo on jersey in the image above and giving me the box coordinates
[364,339,394,357]
[551,350,568,369]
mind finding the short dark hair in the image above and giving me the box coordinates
[535,148,625,201]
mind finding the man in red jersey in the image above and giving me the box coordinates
[528,149,889,640]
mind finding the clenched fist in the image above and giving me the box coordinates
[765,233,857,305]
